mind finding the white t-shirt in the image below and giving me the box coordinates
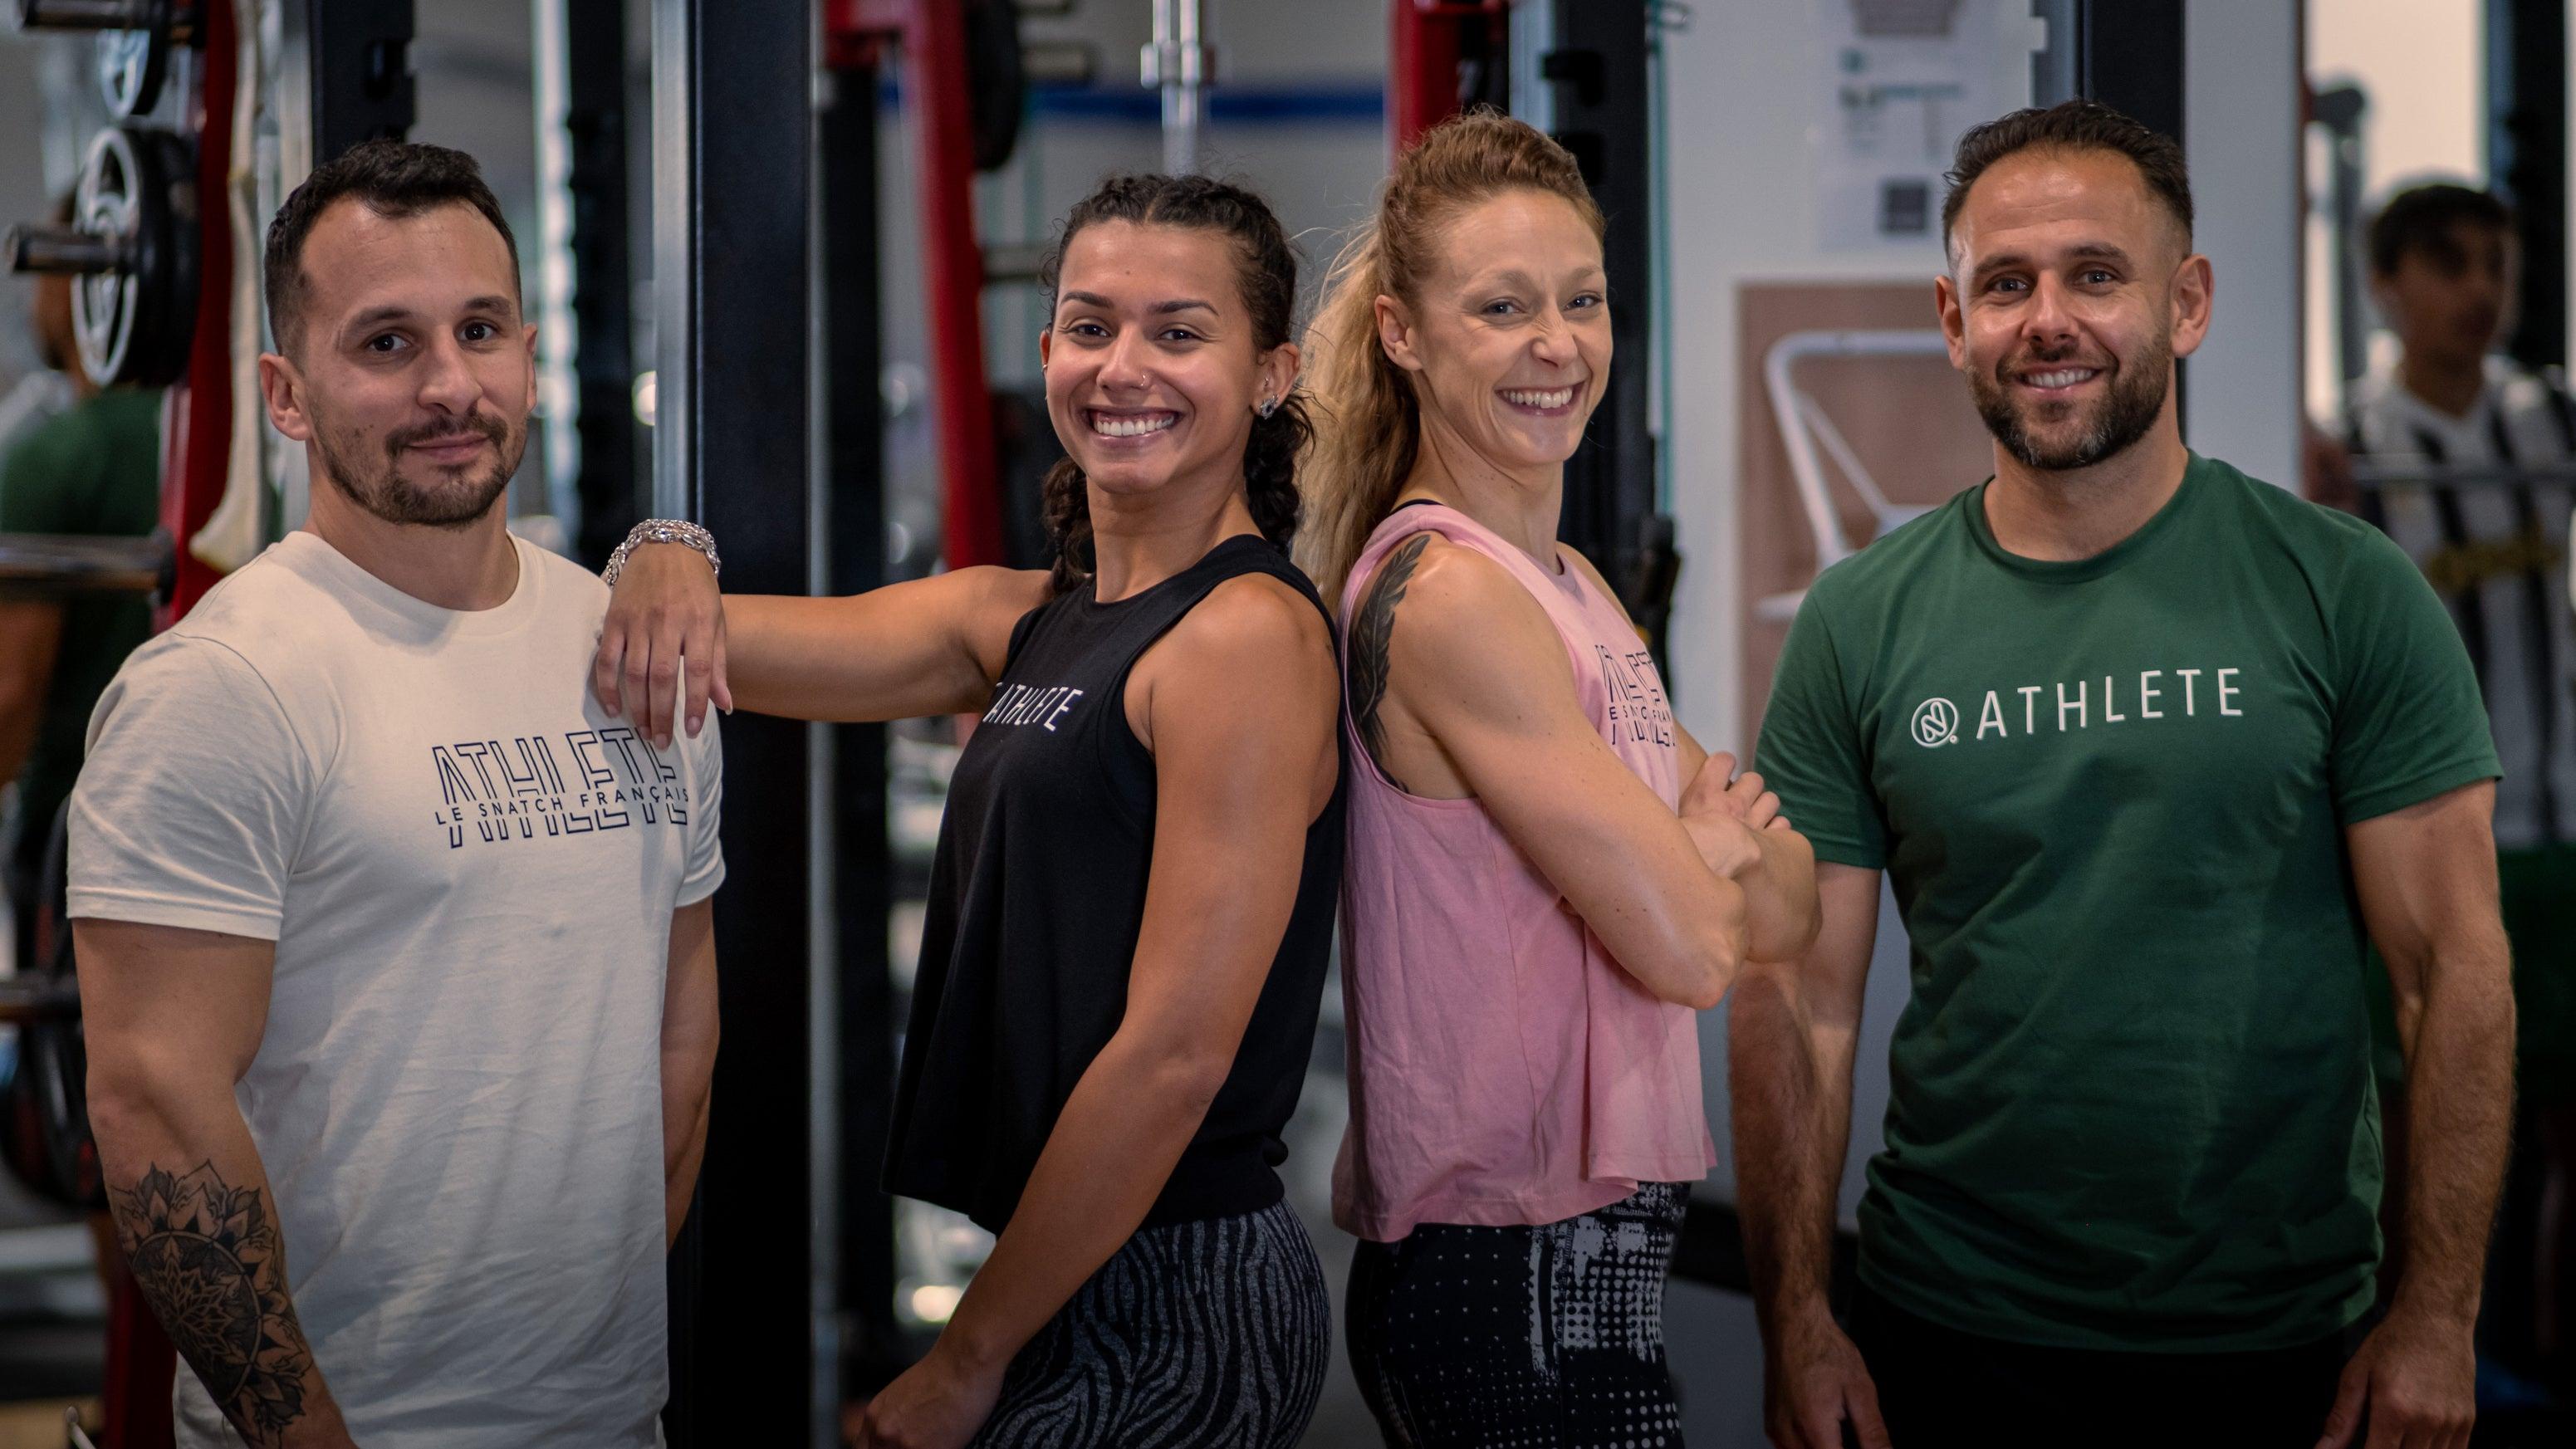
[2347,360,2576,850]
[70,531,724,1448]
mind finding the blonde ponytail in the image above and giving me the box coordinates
[1296,223,1421,605]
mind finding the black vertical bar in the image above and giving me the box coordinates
[668,3,813,1445]
[2069,0,2185,417]
[2074,0,2184,149]
[1541,0,1663,659]
[2488,0,2568,372]
[818,56,902,1398]
[564,0,638,570]
[307,0,417,159]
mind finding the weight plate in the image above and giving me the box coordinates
[71,128,144,385]
[70,124,197,389]
[0,807,100,1211]
[96,27,169,121]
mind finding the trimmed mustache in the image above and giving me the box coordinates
[386,414,507,461]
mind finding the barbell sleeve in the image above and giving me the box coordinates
[17,0,159,30]
[4,225,130,277]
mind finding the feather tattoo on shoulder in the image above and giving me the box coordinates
[1349,532,1432,794]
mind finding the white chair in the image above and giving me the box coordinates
[1758,329,1952,620]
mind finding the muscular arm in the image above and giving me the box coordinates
[660,899,718,1250]
[1731,864,1878,1339]
[860,578,1339,1446]
[1675,731,1820,963]
[1566,552,1819,965]
[2314,781,2514,1448]
[77,918,355,1449]
[1729,864,1890,1449]
[2350,782,2515,1324]
[1358,536,1746,1007]
[0,601,65,788]
[592,543,1053,740]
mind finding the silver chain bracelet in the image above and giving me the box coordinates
[602,518,721,588]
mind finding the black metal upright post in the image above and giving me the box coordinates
[2487,0,2568,373]
[817,52,901,1401]
[306,0,416,159]
[2041,0,2184,147]
[1537,0,1668,663]
[654,2,814,1444]
[560,0,639,569]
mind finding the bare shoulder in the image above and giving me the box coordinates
[955,563,1055,621]
[1367,537,1556,668]
[1158,570,1334,680]
[1138,569,1338,763]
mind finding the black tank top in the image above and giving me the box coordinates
[884,535,1346,1231]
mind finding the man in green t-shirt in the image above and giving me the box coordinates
[1,215,164,973]
[1736,100,2514,1449]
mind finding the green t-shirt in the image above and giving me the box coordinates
[0,386,164,875]
[1753,453,2500,1352]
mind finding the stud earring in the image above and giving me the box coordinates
[1256,396,1277,419]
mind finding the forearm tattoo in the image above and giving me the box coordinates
[1349,533,1432,794]
[110,1163,320,1447]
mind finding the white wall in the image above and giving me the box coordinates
[2183,0,2304,488]
[2304,0,2487,415]
[1661,2,2034,752]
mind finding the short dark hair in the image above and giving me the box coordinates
[1942,100,2194,255]
[264,140,517,354]
[2367,182,2512,277]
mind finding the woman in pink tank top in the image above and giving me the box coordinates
[1300,114,1822,1447]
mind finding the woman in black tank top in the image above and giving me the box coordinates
[594,177,1343,1449]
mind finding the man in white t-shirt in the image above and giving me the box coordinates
[69,141,722,1448]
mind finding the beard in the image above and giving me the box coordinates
[316,410,522,529]
[1968,329,2172,472]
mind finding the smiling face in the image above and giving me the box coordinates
[1379,188,1609,473]
[1937,146,2208,473]
[1038,219,1294,506]
[259,198,533,529]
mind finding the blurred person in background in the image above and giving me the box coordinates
[2345,179,2576,1384]
[0,193,164,976]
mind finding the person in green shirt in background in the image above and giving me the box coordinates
[1734,100,2515,1449]
[0,196,164,977]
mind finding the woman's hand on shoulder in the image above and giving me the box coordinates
[592,543,727,748]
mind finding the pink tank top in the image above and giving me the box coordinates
[1331,503,1717,1241]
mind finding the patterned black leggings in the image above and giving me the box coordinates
[969,1197,1330,1449]
[1346,1182,1689,1449]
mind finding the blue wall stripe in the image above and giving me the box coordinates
[882,79,1383,126]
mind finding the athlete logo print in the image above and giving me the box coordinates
[1912,698,1960,748]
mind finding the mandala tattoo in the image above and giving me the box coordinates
[1349,533,1432,794]
[110,1163,315,1447]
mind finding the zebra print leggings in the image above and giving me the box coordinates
[968,1197,1331,1449]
